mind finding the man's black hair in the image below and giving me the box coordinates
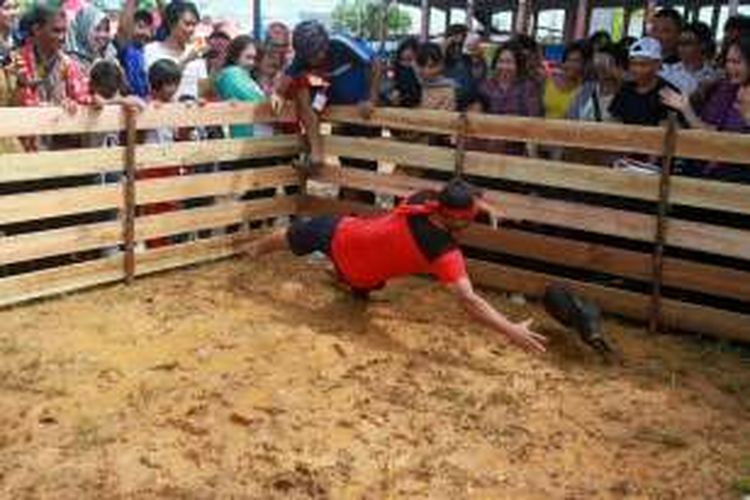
[724,14,750,35]
[18,4,60,39]
[683,21,716,59]
[598,42,628,69]
[446,24,469,38]
[134,9,154,26]
[562,39,592,64]
[438,178,479,209]
[148,58,182,91]
[512,33,539,53]
[90,60,127,99]
[589,30,612,47]
[416,42,444,67]
[654,8,684,30]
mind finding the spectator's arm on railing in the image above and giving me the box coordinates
[359,58,382,120]
[294,86,323,167]
[660,87,714,131]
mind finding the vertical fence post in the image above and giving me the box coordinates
[454,112,468,177]
[123,106,138,285]
[649,112,678,334]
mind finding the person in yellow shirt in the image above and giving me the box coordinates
[543,40,590,120]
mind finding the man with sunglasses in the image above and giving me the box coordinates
[239,179,547,355]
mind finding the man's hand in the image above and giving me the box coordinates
[660,87,689,113]
[358,99,375,120]
[503,318,547,354]
[475,198,504,229]
[451,278,547,355]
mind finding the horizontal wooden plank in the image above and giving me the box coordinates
[461,224,750,302]
[135,101,297,131]
[466,113,665,155]
[135,233,244,277]
[323,135,455,171]
[0,106,124,137]
[136,136,301,171]
[324,135,750,214]
[315,166,750,260]
[0,136,301,184]
[328,106,750,164]
[467,259,750,343]
[0,147,124,183]
[325,106,460,136]
[299,196,750,302]
[136,196,298,240]
[325,106,665,155]
[0,184,122,225]
[0,220,122,266]
[137,166,299,205]
[670,176,750,214]
[674,128,750,164]
[315,164,656,239]
[0,256,124,308]
[0,102,296,137]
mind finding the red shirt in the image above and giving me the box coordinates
[330,208,467,291]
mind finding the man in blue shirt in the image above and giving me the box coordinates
[115,0,156,98]
[277,21,381,191]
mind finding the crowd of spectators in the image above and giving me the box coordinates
[0,1,748,184]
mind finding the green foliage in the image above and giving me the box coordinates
[332,0,412,40]
[733,476,750,495]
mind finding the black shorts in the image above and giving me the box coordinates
[287,216,341,256]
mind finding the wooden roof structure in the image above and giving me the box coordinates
[394,0,743,41]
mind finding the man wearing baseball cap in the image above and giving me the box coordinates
[609,36,680,126]
[274,22,380,164]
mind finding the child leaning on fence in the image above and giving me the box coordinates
[138,58,185,249]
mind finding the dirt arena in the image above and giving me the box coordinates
[0,254,747,499]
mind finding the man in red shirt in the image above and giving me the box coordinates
[242,179,547,355]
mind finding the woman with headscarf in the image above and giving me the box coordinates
[65,4,116,72]
[0,0,18,64]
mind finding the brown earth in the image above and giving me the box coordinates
[0,254,748,499]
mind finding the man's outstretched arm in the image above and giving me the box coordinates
[448,277,547,354]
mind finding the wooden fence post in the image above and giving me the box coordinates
[454,112,468,177]
[649,112,678,334]
[123,106,138,285]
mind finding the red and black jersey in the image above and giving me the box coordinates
[330,191,467,291]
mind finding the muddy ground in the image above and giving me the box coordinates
[0,255,748,499]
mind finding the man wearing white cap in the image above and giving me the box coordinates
[609,37,680,127]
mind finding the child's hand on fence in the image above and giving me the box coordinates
[270,93,285,115]
[91,94,106,111]
[61,99,78,115]
[122,96,147,113]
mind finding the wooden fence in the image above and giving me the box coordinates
[0,102,302,307]
[301,106,750,343]
[1,102,749,344]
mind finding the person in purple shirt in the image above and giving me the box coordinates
[474,41,542,155]
[662,36,750,181]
